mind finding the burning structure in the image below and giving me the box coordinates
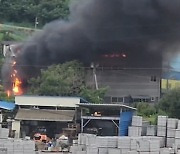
[2,0,180,101]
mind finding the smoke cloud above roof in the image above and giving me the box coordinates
[2,0,180,89]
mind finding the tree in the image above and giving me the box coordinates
[0,0,70,26]
[137,102,157,117]
[28,61,85,96]
[80,87,107,104]
[28,61,107,103]
[159,88,180,118]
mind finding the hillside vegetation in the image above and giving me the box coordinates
[0,0,70,28]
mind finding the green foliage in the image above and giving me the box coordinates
[80,87,108,104]
[28,61,84,96]
[0,31,16,41]
[137,102,157,117]
[135,102,158,125]
[159,88,180,118]
[28,61,107,103]
[143,114,157,125]
[0,0,70,26]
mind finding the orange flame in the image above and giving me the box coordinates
[13,78,23,95]
[5,60,24,97]
[12,61,16,66]
[6,90,11,97]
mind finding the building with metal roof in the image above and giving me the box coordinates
[14,96,88,139]
[78,103,136,136]
[15,95,88,108]
[0,101,15,111]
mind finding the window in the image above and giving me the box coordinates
[151,76,157,82]
[151,97,155,102]
[112,97,118,102]
[118,97,123,102]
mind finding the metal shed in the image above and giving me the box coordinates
[78,103,136,136]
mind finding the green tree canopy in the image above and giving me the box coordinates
[159,88,180,118]
[28,61,107,103]
[0,0,70,26]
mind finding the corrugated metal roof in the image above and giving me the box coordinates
[15,109,75,121]
[0,101,15,110]
[78,103,136,110]
[15,96,86,107]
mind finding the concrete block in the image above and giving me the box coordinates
[0,148,7,154]
[175,129,180,138]
[157,126,166,137]
[166,137,175,148]
[87,146,98,154]
[177,120,180,129]
[136,140,149,152]
[175,138,180,148]
[158,116,168,127]
[108,148,121,154]
[149,140,160,152]
[117,137,130,149]
[121,148,130,154]
[167,128,176,138]
[132,116,142,127]
[128,151,138,154]
[146,125,156,136]
[138,152,149,154]
[128,126,142,137]
[167,118,178,129]
[98,148,108,154]
[160,148,171,154]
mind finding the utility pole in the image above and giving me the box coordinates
[34,17,38,29]
[91,63,99,90]
[166,61,170,91]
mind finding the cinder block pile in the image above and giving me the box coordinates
[72,115,180,154]
[129,115,180,153]
[0,128,9,139]
[0,138,35,154]
[71,134,163,154]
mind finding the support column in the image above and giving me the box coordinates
[0,111,2,128]
[81,118,83,133]
[12,120,21,138]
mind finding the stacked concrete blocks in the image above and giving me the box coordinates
[0,128,9,139]
[167,118,178,148]
[175,120,180,149]
[129,116,142,137]
[0,139,35,154]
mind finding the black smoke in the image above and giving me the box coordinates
[2,0,180,90]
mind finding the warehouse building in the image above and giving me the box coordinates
[13,96,88,139]
[86,68,161,104]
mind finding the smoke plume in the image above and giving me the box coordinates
[2,0,180,90]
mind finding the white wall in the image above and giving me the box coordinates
[15,96,80,107]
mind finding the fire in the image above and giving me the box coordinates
[6,60,23,97]
[13,78,23,95]
[102,53,127,58]
[12,61,16,66]
[6,90,11,97]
